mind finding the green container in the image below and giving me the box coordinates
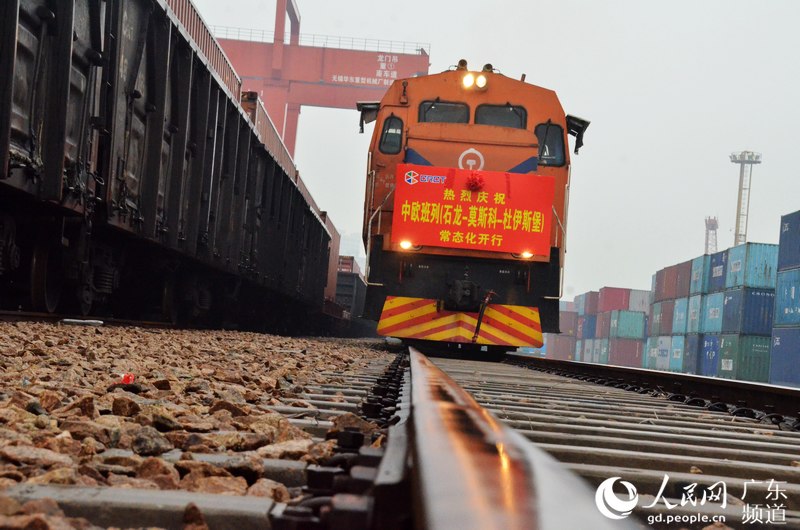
[717,334,771,382]
[599,338,609,364]
[610,310,646,339]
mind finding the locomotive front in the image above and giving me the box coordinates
[359,61,588,352]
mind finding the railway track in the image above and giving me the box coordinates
[3,341,800,529]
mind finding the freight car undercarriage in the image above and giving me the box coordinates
[0,195,318,333]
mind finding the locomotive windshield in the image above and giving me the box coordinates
[535,123,565,166]
[475,104,527,129]
[419,101,469,123]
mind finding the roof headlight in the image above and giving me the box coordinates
[399,240,414,250]
[476,74,488,89]
[462,73,475,89]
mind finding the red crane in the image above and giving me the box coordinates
[216,0,431,156]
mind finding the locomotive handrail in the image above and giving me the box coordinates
[365,185,394,284]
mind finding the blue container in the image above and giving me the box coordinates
[769,327,800,387]
[684,334,701,374]
[672,298,688,335]
[699,334,720,377]
[656,336,671,371]
[709,250,728,293]
[578,315,597,339]
[721,288,775,335]
[778,210,800,271]
[575,293,586,316]
[669,335,685,372]
[574,339,582,361]
[687,295,703,333]
[592,339,603,363]
[645,337,658,369]
[725,243,779,290]
[701,292,724,334]
[775,269,800,327]
[690,255,711,295]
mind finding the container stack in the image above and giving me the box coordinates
[591,287,648,367]
[770,210,800,388]
[574,291,599,362]
[540,309,578,360]
[716,243,777,382]
[646,260,693,372]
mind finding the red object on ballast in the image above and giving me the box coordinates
[119,373,135,384]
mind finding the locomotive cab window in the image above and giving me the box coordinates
[379,116,403,154]
[418,101,469,123]
[475,104,527,129]
[535,122,565,166]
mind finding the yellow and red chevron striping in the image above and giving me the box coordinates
[376,297,543,347]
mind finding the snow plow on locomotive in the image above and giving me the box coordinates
[359,60,588,352]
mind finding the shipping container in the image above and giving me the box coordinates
[663,265,679,301]
[651,273,658,301]
[690,255,711,295]
[699,334,720,377]
[701,292,724,334]
[774,269,800,327]
[672,297,689,335]
[675,260,693,299]
[721,288,775,335]
[725,243,779,290]
[656,336,671,371]
[583,339,594,361]
[645,337,659,369]
[560,300,577,312]
[598,339,609,365]
[659,300,675,335]
[560,311,579,336]
[577,315,597,340]
[683,334,701,374]
[547,334,577,360]
[709,250,728,293]
[611,310,646,339]
[778,210,800,271]
[669,335,685,372]
[649,302,663,336]
[574,339,583,361]
[584,291,600,315]
[608,339,644,368]
[575,293,586,316]
[687,295,703,334]
[769,327,800,388]
[717,334,771,382]
[592,339,603,363]
[595,311,611,339]
[598,287,631,313]
[654,269,666,302]
[628,289,651,314]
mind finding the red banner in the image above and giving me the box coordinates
[391,164,555,256]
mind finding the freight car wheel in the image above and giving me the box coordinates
[30,239,62,313]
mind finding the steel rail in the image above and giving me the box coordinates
[408,347,625,530]
[507,354,800,418]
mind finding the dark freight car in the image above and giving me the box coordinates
[0,0,331,329]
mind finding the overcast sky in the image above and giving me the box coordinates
[194,0,799,299]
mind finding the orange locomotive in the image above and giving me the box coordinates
[358,60,588,352]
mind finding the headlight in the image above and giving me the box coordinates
[462,73,475,89]
[476,74,487,89]
[399,240,414,250]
